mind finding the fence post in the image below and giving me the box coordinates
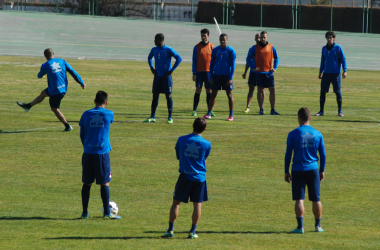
[260,0,262,27]
[21,0,22,11]
[362,0,365,32]
[330,0,333,31]
[92,0,94,16]
[229,0,232,24]
[24,0,26,11]
[366,0,369,33]
[96,0,98,15]
[191,0,193,22]
[223,0,225,25]
[369,0,373,33]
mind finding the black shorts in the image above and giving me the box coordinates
[173,173,208,203]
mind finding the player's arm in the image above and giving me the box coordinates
[246,47,256,70]
[175,141,180,160]
[79,117,85,145]
[65,61,86,89]
[318,136,326,181]
[37,65,46,78]
[284,135,293,183]
[209,50,216,84]
[319,48,324,79]
[340,47,347,79]
[204,142,211,160]
[271,46,279,72]
[229,49,236,81]
[192,45,197,81]
[148,50,157,76]
[242,63,249,79]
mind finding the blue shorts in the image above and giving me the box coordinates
[173,173,208,203]
[82,152,112,185]
[321,73,341,93]
[211,75,233,91]
[256,72,275,88]
[248,72,257,86]
[195,72,211,89]
[152,75,173,94]
[292,169,320,202]
[44,88,65,109]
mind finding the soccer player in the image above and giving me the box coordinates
[316,31,347,117]
[247,31,279,115]
[79,91,121,219]
[191,29,215,117]
[242,33,265,113]
[163,118,211,239]
[145,33,182,124]
[284,107,326,233]
[203,33,236,121]
[17,48,86,131]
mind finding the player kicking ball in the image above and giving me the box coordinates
[162,118,211,239]
[284,107,326,233]
[144,33,182,124]
[79,91,121,219]
[203,33,236,121]
[17,48,85,131]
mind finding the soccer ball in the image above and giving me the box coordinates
[102,201,119,216]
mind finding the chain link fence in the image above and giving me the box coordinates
[2,0,379,33]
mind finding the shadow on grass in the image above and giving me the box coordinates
[335,120,379,123]
[0,216,81,221]
[145,230,282,234]
[45,236,158,240]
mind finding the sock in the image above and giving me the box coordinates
[320,92,326,112]
[296,217,303,229]
[206,93,212,109]
[26,103,32,108]
[81,184,91,215]
[229,110,234,117]
[207,109,212,116]
[193,93,200,111]
[168,221,175,232]
[315,218,321,228]
[189,224,197,235]
[151,97,159,119]
[100,186,110,215]
[167,96,173,120]
[336,92,342,112]
[64,123,70,129]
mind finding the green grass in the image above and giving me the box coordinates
[0,56,379,249]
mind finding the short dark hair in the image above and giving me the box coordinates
[298,107,311,123]
[193,117,207,133]
[200,29,210,36]
[155,33,164,41]
[95,91,108,105]
[219,33,228,39]
[260,31,268,36]
[44,48,54,59]
[325,31,336,38]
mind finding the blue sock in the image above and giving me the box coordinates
[167,96,173,120]
[320,92,326,112]
[229,110,234,117]
[296,217,303,229]
[206,93,212,109]
[100,186,110,215]
[207,109,212,116]
[189,224,197,235]
[81,184,91,215]
[151,97,159,119]
[168,221,175,232]
[336,92,342,112]
[315,218,321,227]
[193,93,200,111]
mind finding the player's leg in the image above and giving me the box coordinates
[257,87,265,113]
[17,89,49,111]
[145,76,160,122]
[204,72,215,117]
[49,93,72,131]
[193,87,202,116]
[204,90,218,119]
[188,202,202,238]
[246,85,255,113]
[226,89,234,121]
[317,74,331,116]
[291,170,306,233]
[165,76,174,123]
[332,73,343,116]
[188,179,207,238]
[81,153,95,219]
[307,169,323,232]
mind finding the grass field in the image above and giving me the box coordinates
[0,55,379,249]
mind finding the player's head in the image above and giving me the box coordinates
[325,31,336,45]
[200,28,210,43]
[44,48,54,60]
[255,33,260,44]
[298,107,311,125]
[260,31,268,45]
[193,117,207,134]
[219,33,228,48]
[154,33,165,47]
[94,91,108,106]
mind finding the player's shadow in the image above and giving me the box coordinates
[0,130,53,134]
[0,216,79,221]
[45,236,157,240]
[144,230,281,235]
[335,120,379,123]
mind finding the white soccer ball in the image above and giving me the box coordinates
[102,201,119,216]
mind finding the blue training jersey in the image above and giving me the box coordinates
[148,45,182,77]
[285,125,326,173]
[79,107,114,155]
[209,45,236,80]
[319,43,347,74]
[37,58,84,96]
[175,134,211,182]
[245,45,257,73]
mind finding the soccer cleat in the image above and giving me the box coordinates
[63,125,73,132]
[227,116,234,121]
[315,226,324,232]
[17,101,30,112]
[270,109,280,115]
[162,231,174,238]
[338,111,344,117]
[210,111,216,117]
[315,111,324,116]
[188,233,198,239]
[291,228,304,234]
[144,118,156,123]
[191,111,197,116]
[167,118,173,124]
[203,115,211,119]
[259,109,265,115]
[103,214,122,219]
[244,107,250,113]
[80,213,89,219]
